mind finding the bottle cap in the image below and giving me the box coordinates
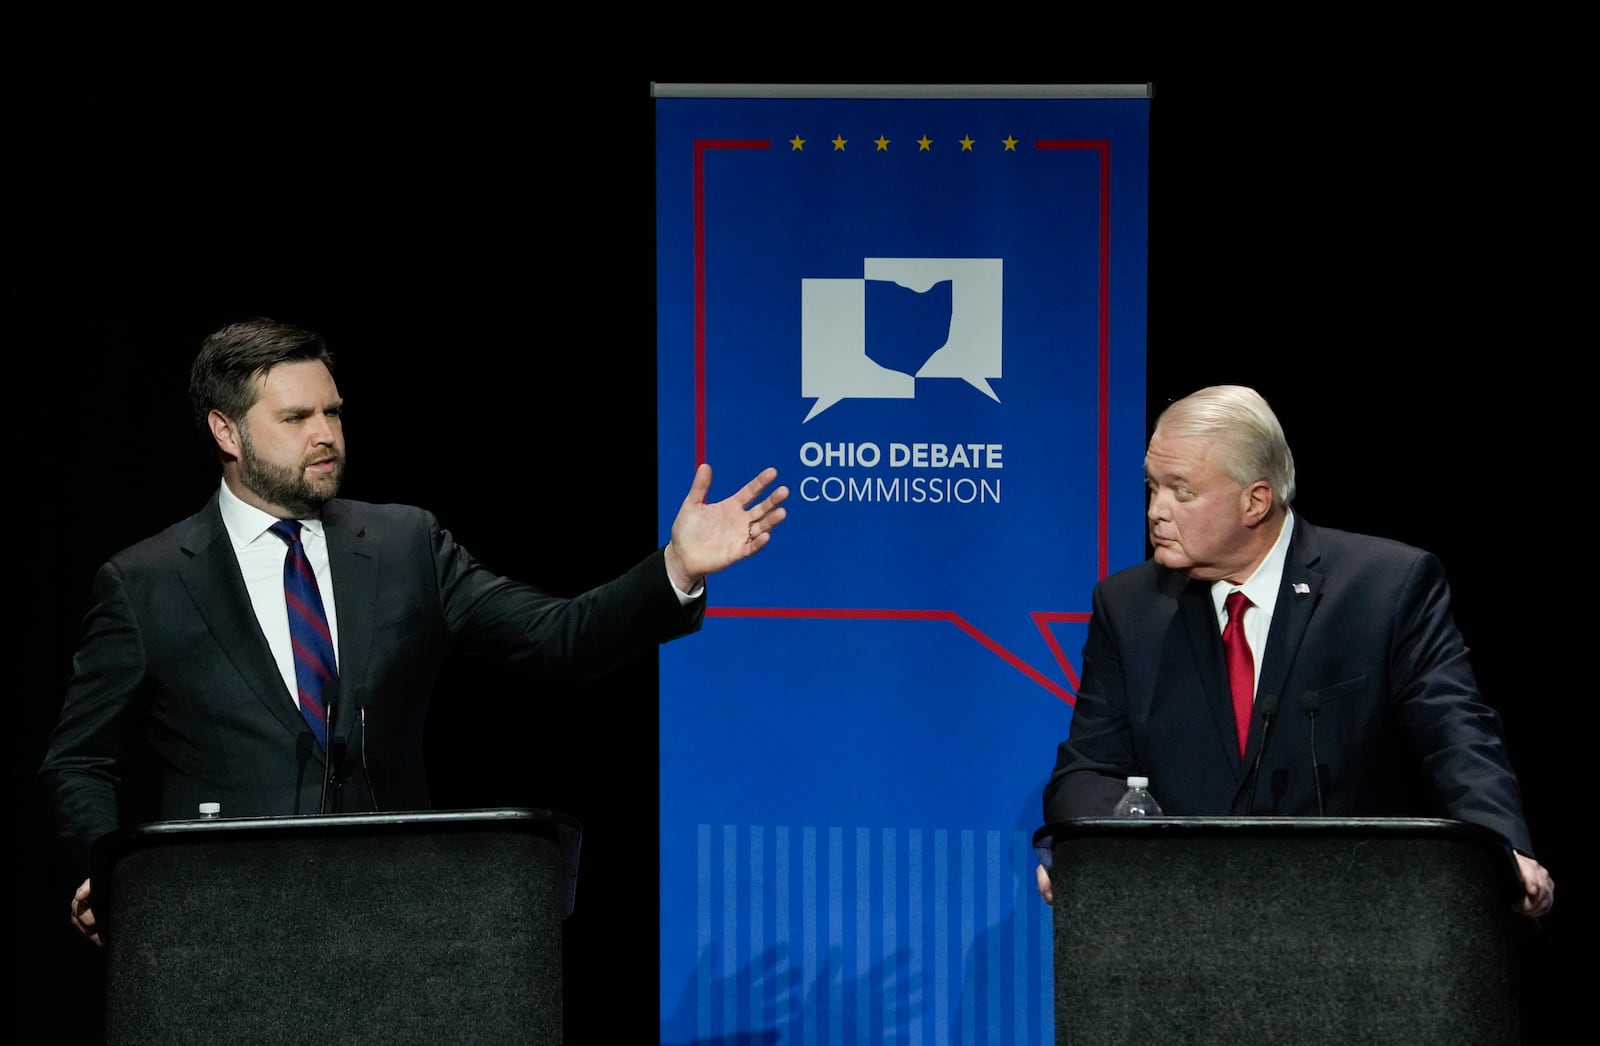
[1126,776,1149,789]
[198,801,222,817]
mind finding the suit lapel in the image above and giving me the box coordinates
[322,500,374,744]
[175,495,314,747]
[1257,520,1325,707]
[1174,574,1243,778]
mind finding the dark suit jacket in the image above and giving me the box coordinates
[1043,516,1535,855]
[40,492,703,875]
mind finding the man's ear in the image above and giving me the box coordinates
[1242,480,1275,526]
[209,410,242,461]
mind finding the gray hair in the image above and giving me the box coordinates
[1153,385,1296,505]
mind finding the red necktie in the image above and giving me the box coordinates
[1222,591,1254,756]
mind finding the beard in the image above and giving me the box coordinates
[237,425,345,517]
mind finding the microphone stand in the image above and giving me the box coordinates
[1245,693,1279,814]
[318,682,339,815]
[359,698,381,813]
[1300,690,1324,815]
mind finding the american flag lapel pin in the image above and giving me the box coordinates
[1293,582,1310,594]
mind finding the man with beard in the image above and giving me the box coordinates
[40,317,790,946]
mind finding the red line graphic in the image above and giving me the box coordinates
[1036,140,1112,580]
[689,137,1117,706]
[693,139,770,466]
[708,606,1093,702]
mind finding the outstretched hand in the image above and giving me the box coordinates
[664,464,789,593]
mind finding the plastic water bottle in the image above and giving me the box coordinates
[1112,776,1163,817]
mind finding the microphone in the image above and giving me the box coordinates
[1299,689,1324,815]
[358,693,381,813]
[1245,693,1280,814]
[318,679,341,815]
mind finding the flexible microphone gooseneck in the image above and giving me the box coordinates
[359,697,381,813]
[318,679,340,815]
[1299,689,1324,815]
[1246,693,1280,814]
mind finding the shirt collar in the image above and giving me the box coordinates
[217,479,327,549]
[1211,509,1295,616]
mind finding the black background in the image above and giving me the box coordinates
[17,14,1582,1044]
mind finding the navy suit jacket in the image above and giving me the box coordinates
[40,492,703,875]
[1043,516,1535,855]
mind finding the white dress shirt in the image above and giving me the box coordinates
[1208,510,1296,702]
[216,481,341,708]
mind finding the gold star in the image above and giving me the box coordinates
[959,135,975,151]
[917,135,933,151]
[789,135,805,151]
[874,134,891,151]
[832,134,847,151]
[1002,135,1019,151]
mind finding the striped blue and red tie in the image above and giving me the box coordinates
[270,520,337,748]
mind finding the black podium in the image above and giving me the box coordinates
[91,807,581,1046]
[1033,817,1524,1046]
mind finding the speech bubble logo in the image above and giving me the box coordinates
[801,258,1003,421]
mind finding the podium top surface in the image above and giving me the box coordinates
[1032,815,1507,855]
[92,807,586,918]
[108,805,578,840]
[93,807,581,869]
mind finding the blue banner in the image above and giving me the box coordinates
[656,87,1149,1044]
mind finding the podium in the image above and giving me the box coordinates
[91,807,581,1046]
[1033,817,1524,1046]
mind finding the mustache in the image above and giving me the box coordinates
[303,450,345,468]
